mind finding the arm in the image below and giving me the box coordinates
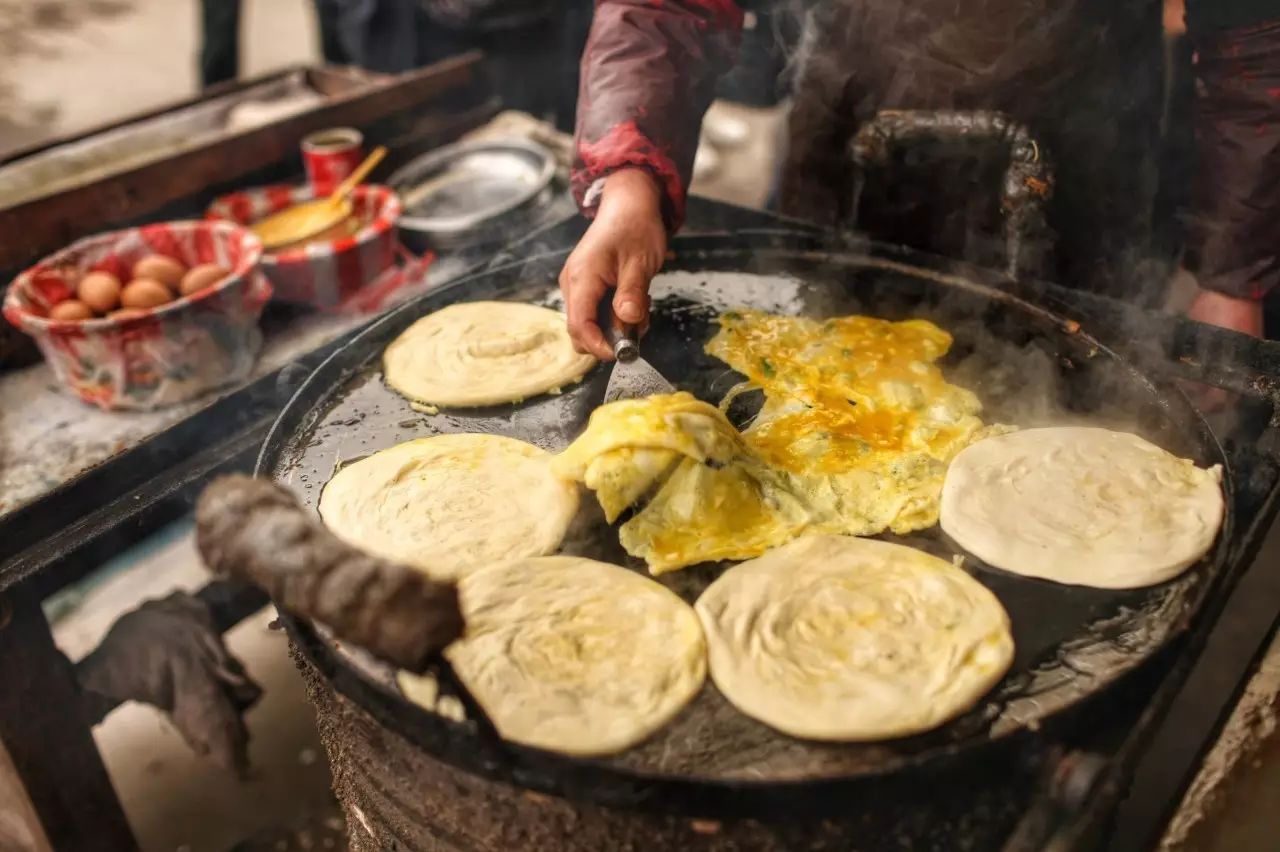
[1181,10,1280,336]
[562,0,743,358]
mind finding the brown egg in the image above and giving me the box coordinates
[49,299,94,321]
[109,308,147,321]
[120,278,174,310]
[132,254,186,288]
[76,270,122,314]
[179,263,230,297]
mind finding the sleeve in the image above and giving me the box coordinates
[1182,16,1280,299]
[572,0,744,232]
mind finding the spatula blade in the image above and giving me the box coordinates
[604,356,675,404]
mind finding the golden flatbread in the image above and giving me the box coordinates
[439,555,706,756]
[318,434,578,581]
[940,427,1224,589]
[696,535,1013,740]
[383,301,595,407]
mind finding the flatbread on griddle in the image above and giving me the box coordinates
[434,555,706,756]
[940,427,1224,589]
[383,301,595,408]
[318,434,578,582]
[695,535,1013,741]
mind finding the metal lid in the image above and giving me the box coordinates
[388,138,556,238]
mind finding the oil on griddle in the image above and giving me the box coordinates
[263,245,1230,784]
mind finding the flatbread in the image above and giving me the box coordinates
[383,301,596,407]
[437,556,706,756]
[695,535,1013,741]
[318,434,578,581]
[940,427,1224,589]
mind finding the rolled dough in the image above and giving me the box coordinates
[940,427,1224,589]
[383,301,596,408]
[317,434,578,581]
[440,555,706,756]
[695,535,1014,741]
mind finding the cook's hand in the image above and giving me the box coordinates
[1184,289,1264,411]
[1187,289,1264,338]
[560,168,668,360]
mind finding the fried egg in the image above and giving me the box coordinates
[554,311,998,573]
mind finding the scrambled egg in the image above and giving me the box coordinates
[553,310,999,573]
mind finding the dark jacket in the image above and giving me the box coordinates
[573,0,1280,299]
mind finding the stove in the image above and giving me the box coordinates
[256,200,1280,851]
[4,197,1280,852]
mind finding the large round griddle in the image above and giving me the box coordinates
[259,231,1232,809]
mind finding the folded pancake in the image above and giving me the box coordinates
[695,535,1014,741]
[319,434,578,581]
[383,301,596,408]
[940,426,1225,588]
[432,555,706,756]
[553,310,1000,573]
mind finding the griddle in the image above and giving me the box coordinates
[256,229,1234,810]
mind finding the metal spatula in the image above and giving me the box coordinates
[603,321,674,403]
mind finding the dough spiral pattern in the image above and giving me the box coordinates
[383,301,596,407]
[940,427,1224,589]
[318,434,578,581]
[439,556,707,756]
[695,536,1014,741]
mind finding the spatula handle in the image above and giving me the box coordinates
[607,323,640,363]
[598,299,640,362]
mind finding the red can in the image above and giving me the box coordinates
[301,127,364,197]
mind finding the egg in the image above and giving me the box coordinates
[120,278,174,310]
[109,308,147,321]
[49,299,94,321]
[179,263,229,296]
[132,254,186,288]
[554,310,997,574]
[76,271,122,314]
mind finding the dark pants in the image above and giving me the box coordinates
[199,0,241,88]
[418,12,590,131]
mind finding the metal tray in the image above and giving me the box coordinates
[0,70,350,210]
[389,138,556,249]
[0,55,487,273]
[257,231,1234,806]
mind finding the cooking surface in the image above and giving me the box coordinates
[264,240,1231,786]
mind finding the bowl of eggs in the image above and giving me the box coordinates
[3,220,270,410]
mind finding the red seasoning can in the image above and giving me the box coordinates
[301,127,364,197]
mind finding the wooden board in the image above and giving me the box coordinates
[0,54,484,272]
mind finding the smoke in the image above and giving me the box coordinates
[729,0,1181,311]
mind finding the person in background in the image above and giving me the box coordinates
[310,0,590,129]
[1179,2,1280,338]
[559,0,1280,361]
[198,0,241,88]
[311,0,421,74]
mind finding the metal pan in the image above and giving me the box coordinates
[257,230,1232,809]
[388,138,556,250]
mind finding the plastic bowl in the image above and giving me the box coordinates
[206,184,400,311]
[3,220,270,410]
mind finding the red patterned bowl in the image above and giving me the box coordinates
[3,221,270,410]
[206,184,401,311]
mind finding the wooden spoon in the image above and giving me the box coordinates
[253,146,387,251]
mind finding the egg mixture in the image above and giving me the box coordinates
[554,309,1003,573]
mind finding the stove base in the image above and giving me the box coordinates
[296,647,1032,852]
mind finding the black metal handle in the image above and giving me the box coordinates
[598,296,640,362]
[604,322,640,362]
[848,109,1055,279]
[194,475,463,672]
